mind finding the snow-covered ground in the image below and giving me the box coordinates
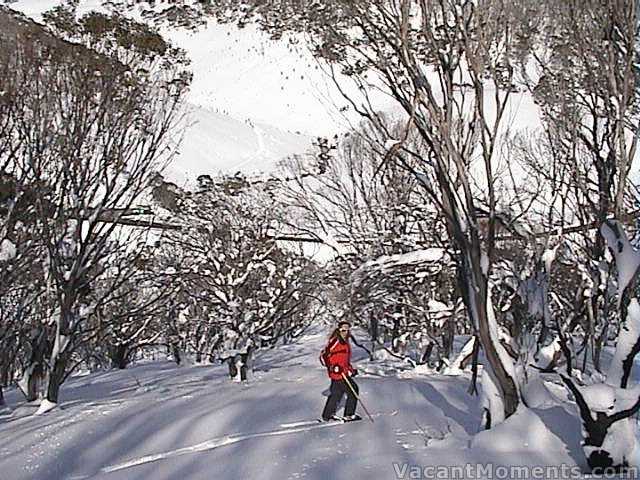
[0,324,605,480]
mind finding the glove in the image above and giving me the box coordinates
[332,365,342,374]
[350,368,358,377]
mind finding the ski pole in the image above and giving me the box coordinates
[341,372,374,423]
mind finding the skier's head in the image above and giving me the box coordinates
[336,321,350,340]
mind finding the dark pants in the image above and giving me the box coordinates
[322,377,359,419]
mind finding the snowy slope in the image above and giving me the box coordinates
[11,0,366,137]
[165,22,362,138]
[0,324,595,480]
[168,104,312,186]
[10,0,550,188]
[10,0,353,185]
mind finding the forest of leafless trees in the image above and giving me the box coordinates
[2,0,640,472]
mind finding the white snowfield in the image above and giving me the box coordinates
[169,104,313,186]
[9,0,342,187]
[0,325,602,480]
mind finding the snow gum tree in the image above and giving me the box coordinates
[561,221,640,473]
[91,245,177,370]
[526,0,640,374]
[280,118,458,364]
[0,6,190,407]
[111,0,549,427]
[0,9,52,406]
[157,178,322,379]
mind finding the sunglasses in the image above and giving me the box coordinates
[339,328,350,332]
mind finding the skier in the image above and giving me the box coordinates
[319,321,362,422]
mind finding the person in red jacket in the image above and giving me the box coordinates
[319,321,361,422]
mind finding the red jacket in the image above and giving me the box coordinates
[322,336,354,380]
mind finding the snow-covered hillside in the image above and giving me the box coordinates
[12,0,356,135]
[0,324,594,480]
[166,22,361,138]
[11,0,374,185]
[168,104,312,186]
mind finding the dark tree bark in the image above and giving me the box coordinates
[46,353,69,404]
[561,375,640,472]
[171,343,182,366]
[421,342,435,364]
[109,344,132,370]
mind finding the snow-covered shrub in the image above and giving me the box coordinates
[157,177,321,377]
[561,221,640,473]
[348,247,460,367]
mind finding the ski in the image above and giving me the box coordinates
[280,417,343,428]
[280,410,397,428]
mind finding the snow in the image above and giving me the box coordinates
[4,2,640,478]
[521,374,562,409]
[586,417,638,469]
[9,0,391,186]
[542,246,558,275]
[444,337,475,375]
[0,238,17,262]
[0,324,610,480]
[485,285,519,400]
[581,383,617,414]
[163,22,372,137]
[50,332,70,365]
[427,299,449,313]
[534,337,561,369]
[481,251,490,276]
[480,366,506,425]
[580,382,640,416]
[472,404,568,453]
[608,298,640,387]
[601,221,640,301]
[359,248,446,273]
[167,104,313,186]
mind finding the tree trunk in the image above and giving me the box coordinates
[391,318,400,353]
[110,344,131,369]
[562,375,640,472]
[0,366,7,406]
[369,311,378,343]
[227,357,238,379]
[443,319,455,359]
[239,354,248,381]
[171,343,181,365]
[421,342,434,364]
[46,354,68,404]
[18,362,44,402]
[29,364,44,401]
[460,249,519,426]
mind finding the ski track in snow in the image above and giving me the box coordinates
[68,410,399,478]
[226,123,270,173]
[87,420,356,476]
